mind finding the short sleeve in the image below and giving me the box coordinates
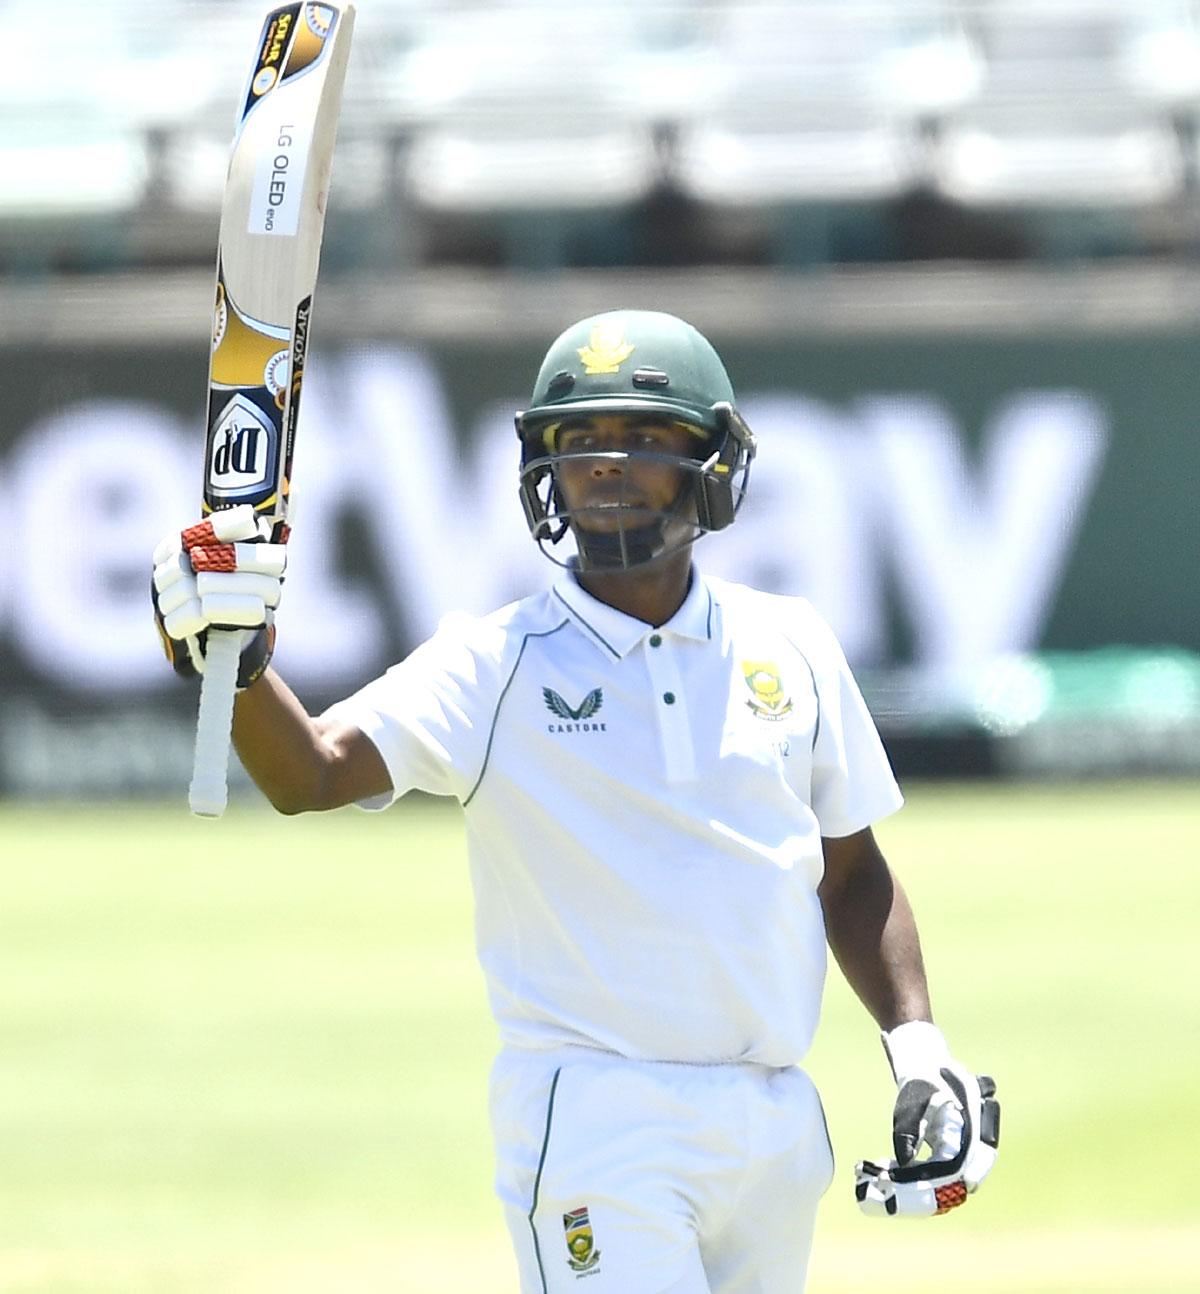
[802,612,904,838]
[320,614,494,810]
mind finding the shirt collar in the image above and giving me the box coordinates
[551,566,717,660]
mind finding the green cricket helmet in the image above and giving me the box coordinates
[515,310,756,572]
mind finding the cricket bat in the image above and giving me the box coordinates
[189,2,355,817]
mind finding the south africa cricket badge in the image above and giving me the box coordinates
[742,660,793,721]
[563,1205,601,1273]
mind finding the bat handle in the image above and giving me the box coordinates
[188,629,242,817]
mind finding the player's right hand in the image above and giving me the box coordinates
[152,503,286,689]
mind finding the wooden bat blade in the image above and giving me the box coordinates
[203,2,355,537]
[190,3,355,818]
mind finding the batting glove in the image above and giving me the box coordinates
[152,504,286,690]
[854,1020,1000,1218]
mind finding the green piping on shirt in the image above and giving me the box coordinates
[529,1067,563,1294]
[551,588,622,660]
[463,621,569,806]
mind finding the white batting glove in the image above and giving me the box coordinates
[152,504,286,686]
[854,1021,1000,1218]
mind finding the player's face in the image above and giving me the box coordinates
[554,414,698,534]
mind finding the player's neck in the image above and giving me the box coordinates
[574,549,693,628]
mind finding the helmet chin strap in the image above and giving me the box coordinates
[574,520,669,572]
[567,481,701,574]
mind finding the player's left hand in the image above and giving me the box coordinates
[854,1020,1000,1218]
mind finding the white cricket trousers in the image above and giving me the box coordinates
[490,1046,834,1294]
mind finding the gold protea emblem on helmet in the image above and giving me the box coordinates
[578,321,635,375]
[742,661,793,720]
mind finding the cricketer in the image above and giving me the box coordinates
[152,310,1000,1292]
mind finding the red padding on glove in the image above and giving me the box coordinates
[181,519,218,548]
[934,1181,968,1215]
[190,543,237,572]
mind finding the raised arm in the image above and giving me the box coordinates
[152,506,391,816]
[233,668,391,815]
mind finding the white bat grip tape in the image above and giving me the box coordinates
[189,629,241,817]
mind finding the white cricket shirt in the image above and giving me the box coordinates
[325,569,903,1068]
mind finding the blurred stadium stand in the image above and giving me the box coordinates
[6,0,1200,273]
[2,1,1198,795]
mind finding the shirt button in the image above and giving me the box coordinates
[663,692,676,705]
[649,634,662,648]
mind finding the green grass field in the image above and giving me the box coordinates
[1,782,1196,1293]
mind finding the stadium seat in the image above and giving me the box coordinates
[675,111,924,207]
[393,4,659,265]
[936,106,1182,207]
[934,1,1187,208]
[666,2,980,263]
[406,128,657,212]
[683,4,973,180]
[2,116,147,219]
[0,111,149,271]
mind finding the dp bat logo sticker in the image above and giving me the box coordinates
[208,395,275,498]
